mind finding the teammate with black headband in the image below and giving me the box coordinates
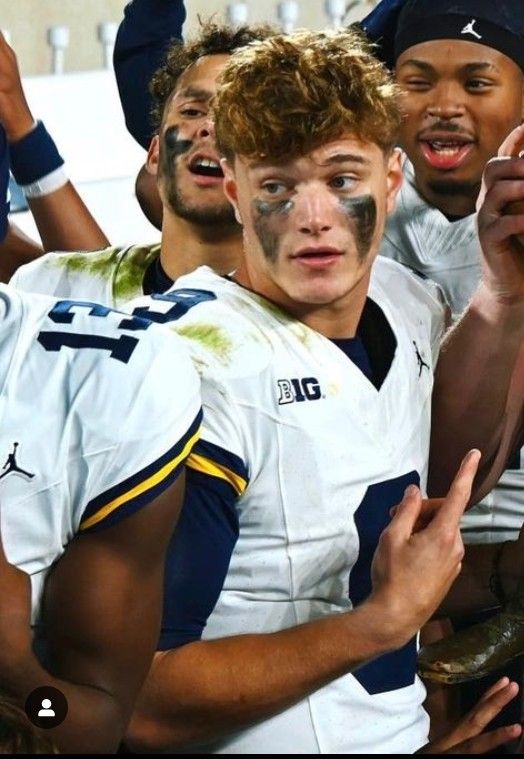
[363,0,524,316]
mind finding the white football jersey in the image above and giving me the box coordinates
[381,158,481,319]
[0,284,201,623]
[10,243,160,309]
[381,158,524,543]
[127,261,446,754]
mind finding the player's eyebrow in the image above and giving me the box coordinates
[319,153,369,166]
[461,61,501,74]
[397,59,500,75]
[177,86,213,101]
[249,152,369,172]
[396,59,435,74]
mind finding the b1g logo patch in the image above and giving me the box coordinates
[277,377,322,405]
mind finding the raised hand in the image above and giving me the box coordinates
[370,450,480,647]
[0,30,35,142]
[476,123,524,304]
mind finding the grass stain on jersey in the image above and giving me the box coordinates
[55,244,160,304]
[176,323,233,364]
[113,245,160,303]
[327,382,340,396]
[292,324,314,349]
[57,247,119,275]
[239,292,314,348]
[248,291,293,323]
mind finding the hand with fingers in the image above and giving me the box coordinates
[369,450,480,649]
[476,123,524,304]
[417,677,522,754]
[0,30,35,143]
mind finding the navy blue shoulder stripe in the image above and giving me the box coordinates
[186,438,249,497]
[80,408,202,532]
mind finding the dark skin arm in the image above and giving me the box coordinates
[440,517,524,620]
[25,183,109,252]
[0,220,42,281]
[392,478,524,619]
[0,473,185,754]
[0,31,108,253]
[428,125,524,500]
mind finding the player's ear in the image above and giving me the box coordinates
[385,147,404,215]
[146,135,160,177]
[221,158,242,225]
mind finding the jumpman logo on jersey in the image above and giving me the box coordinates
[0,443,35,480]
[413,341,430,377]
[461,19,482,40]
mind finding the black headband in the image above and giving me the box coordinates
[395,13,524,72]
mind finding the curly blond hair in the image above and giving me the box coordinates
[150,20,276,131]
[214,27,401,161]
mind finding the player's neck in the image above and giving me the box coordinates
[160,213,242,281]
[415,177,477,219]
[296,302,366,338]
[234,262,369,339]
[296,285,369,339]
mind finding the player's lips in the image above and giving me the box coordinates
[291,247,343,268]
[417,131,475,171]
[188,152,224,186]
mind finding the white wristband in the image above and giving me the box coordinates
[21,165,68,198]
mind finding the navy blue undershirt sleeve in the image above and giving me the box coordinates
[113,0,186,149]
[158,464,239,650]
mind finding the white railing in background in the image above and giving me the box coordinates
[47,22,117,75]
[225,1,376,34]
[276,1,299,33]
[325,0,349,28]
[226,2,249,26]
[14,3,379,77]
[97,22,118,71]
[47,25,69,76]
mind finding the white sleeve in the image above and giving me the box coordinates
[74,320,202,532]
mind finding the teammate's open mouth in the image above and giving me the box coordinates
[419,139,474,170]
[189,158,224,178]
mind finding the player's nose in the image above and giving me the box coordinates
[295,186,334,235]
[196,116,215,140]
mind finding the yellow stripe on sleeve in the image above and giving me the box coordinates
[186,452,247,496]
[80,427,201,531]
